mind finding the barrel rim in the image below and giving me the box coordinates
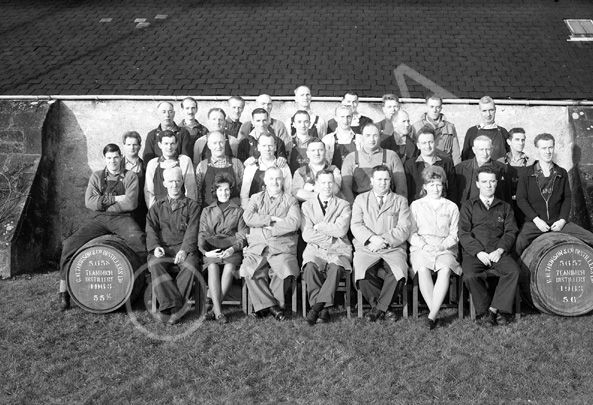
[67,240,136,314]
[522,233,593,317]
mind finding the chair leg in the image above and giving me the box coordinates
[412,274,419,319]
[357,289,363,318]
[301,277,307,317]
[194,272,206,317]
[402,278,408,319]
[458,275,464,320]
[241,278,248,314]
[291,275,298,314]
[345,274,351,319]
[515,287,521,320]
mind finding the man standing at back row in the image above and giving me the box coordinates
[238,94,291,151]
[327,91,373,134]
[144,101,193,163]
[413,95,461,165]
[288,85,328,138]
[515,133,593,256]
[462,96,510,162]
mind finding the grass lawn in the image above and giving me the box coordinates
[1,272,593,405]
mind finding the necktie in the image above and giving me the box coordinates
[378,196,384,208]
[484,200,491,210]
[322,201,328,210]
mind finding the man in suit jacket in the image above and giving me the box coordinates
[459,166,520,327]
[454,135,510,206]
[301,169,352,325]
[351,165,412,322]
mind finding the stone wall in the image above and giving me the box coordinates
[0,101,58,278]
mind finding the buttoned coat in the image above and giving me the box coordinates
[301,196,352,271]
[351,191,412,282]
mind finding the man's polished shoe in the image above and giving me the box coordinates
[317,308,330,324]
[365,307,384,322]
[497,312,513,326]
[385,310,399,323]
[59,292,70,311]
[305,309,319,325]
[481,310,498,328]
[269,305,286,321]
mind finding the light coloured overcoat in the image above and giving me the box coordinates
[351,191,411,282]
[301,196,352,271]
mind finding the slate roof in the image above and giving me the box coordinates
[1,0,593,99]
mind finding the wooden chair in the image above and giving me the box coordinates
[466,276,521,320]
[356,273,409,318]
[412,273,464,319]
[244,275,299,316]
[144,262,206,317]
[301,271,352,318]
[204,272,248,314]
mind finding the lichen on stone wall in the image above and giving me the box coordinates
[0,162,33,241]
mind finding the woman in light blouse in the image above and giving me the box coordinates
[409,166,461,329]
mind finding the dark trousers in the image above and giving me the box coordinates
[462,254,519,314]
[59,214,146,280]
[358,262,403,312]
[148,251,198,312]
[303,262,344,307]
[516,222,593,256]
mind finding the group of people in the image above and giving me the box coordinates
[57,87,593,329]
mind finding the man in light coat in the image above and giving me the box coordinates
[351,165,412,322]
[301,169,352,325]
[240,167,301,320]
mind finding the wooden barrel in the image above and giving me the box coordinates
[520,233,593,316]
[67,235,145,313]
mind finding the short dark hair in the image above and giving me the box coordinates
[307,139,325,149]
[180,97,197,108]
[158,130,178,144]
[208,107,227,119]
[419,166,447,198]
[315,168,334,181]
[103,143,121,156]
[211,172,235,199]
[372,165,391,177]
[416,126,436,140]
[382,94,399,106]
[252,108,269,118]
[425,94,443,104]
[293,110,310,120]
[534,133,555,147]
[344,90,359,99]
[121,131,142,145]
[509,128,526,140]
[475,165,497,182]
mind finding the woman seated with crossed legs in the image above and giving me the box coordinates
[198,173,247,323]
[408,166,461,330]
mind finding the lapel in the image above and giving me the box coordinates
[377,192,393,217]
